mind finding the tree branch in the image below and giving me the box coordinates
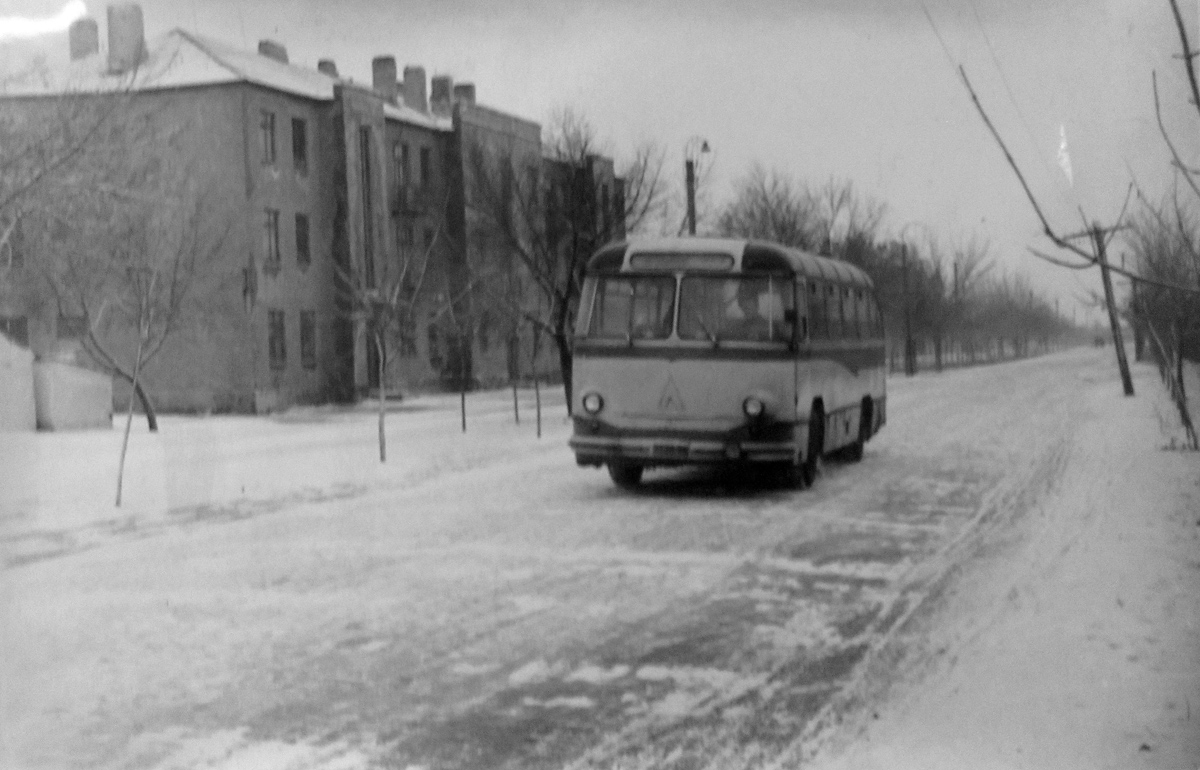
[1167,0,1200,122]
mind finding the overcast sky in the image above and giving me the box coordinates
[3,0,1198,322]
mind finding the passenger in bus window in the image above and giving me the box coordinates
[723,280,769,340]
[631,292,673,339]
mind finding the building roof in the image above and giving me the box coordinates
[0,28,452,131]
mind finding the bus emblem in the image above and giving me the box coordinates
[659,375,685,412]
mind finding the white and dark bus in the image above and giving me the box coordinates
[568,238,886,488]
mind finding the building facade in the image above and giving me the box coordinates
[0,3,622,413]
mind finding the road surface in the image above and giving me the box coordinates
[0,347,1156,769]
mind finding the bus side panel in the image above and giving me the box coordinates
[796,343,887,453]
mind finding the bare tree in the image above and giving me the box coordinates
[30,161,229,502]
[715,164,825,249]
[466,109,667,409]
[819,177,887,257]
[0,62,138,220]
[1125,190,1199,448]
[10,92,233,440]
[336,196,445,460]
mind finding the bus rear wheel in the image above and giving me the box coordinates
[607,462,644,488]
[801,407,824,487]
[843,398,872,463]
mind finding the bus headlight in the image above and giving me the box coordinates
[743,396,765,418]
[582,392,604,414]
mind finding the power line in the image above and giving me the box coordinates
[964,0,1079,213]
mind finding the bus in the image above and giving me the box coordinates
[568,237,886,488]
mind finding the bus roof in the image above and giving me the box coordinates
[589,238,875,290]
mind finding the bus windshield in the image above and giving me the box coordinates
[586,275,676,340]
[678,275,794,343]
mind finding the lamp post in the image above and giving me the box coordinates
[897,223,925,377]
[684,137,709,236]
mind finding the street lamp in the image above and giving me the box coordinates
[684,137,709,236]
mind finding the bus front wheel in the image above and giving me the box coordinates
[608,462,644,488]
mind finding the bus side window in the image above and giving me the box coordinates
[809,281,825,339]
[844,287,857,339]
[827,284,841,339]
[795,281,808,341]
[856,290,864,338]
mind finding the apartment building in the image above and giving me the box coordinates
[0,3,622,413]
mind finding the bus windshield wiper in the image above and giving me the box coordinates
[692,311,719,347]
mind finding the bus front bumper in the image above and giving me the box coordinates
[569,419,799,467]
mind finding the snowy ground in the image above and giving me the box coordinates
[802,355,1200,770]
[1,349,1197,770]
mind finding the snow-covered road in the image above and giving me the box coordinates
[1,348,1195,769]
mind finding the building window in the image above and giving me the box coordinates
[295,213,310,268]
[427,316,442,368]
[393,141,407,187]
[0,315,28,347]
[268,309,286,369]
[57,314,86,340]
[260,110,276,165]
[300,310,317,369]
[2,217,23,270]
[263,208,281,272]
[359,126,375,286]
[419,146,431,189]
[292,117,308,175]
[399,327,417,357]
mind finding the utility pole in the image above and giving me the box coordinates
[1093,224,1134,396]
[683,137,709,236]
[685,158,697,236]
[902,243,915,376]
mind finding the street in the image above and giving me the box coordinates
[1,347,1195,769]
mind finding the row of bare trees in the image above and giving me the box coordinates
[1125,192,1200,448]
[712,166,1074,374]
[955,0,1199,449]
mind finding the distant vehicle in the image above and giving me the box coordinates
[568,238,887,488]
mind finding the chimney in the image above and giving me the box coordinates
[452,82,476,107]
[317,59,339,77]
[257,39,288,64]
[69,17,99,61]
[430,74,454,116]
[106,3,145,74]
[402,65,426,112]
[372,56,398,103]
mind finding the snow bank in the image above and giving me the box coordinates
[1,387,569,536]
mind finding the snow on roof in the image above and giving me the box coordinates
[0,28,452,131]
[0,28,332,99]
[383,100,452,132]
[171,29,337,100]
